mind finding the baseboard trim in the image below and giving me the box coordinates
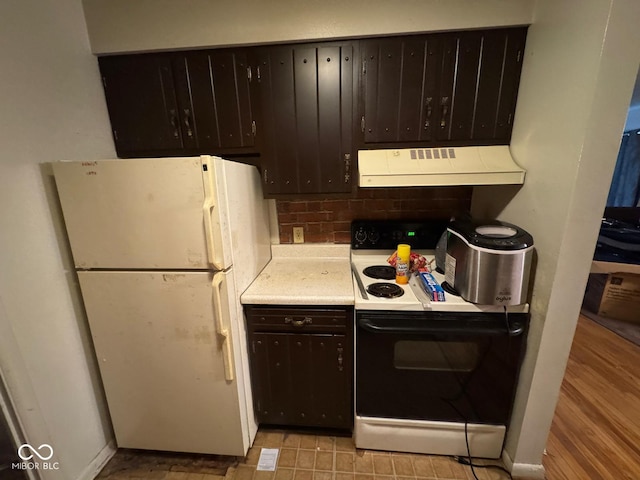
[77,439,116,480]
[501,450,545,479]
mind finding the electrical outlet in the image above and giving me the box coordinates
[293,226,304,243]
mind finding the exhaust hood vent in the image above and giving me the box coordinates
[358,146,525,187]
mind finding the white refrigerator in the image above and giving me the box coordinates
[52,156,272,456]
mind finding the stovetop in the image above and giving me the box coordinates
[349,219,529,313]
[351,250,529,313]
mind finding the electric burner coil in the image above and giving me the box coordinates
[363,265,396,280]
[366,282,405,298]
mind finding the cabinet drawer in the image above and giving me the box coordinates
[245,306,350,332]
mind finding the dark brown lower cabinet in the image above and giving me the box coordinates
[245,306,353,430]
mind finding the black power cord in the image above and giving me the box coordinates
[452,307,517,479]
[454,454,514,479]
[444,413,513,479]
[441,310,519,480]
[463,419,480,480]
[504,306,523,336]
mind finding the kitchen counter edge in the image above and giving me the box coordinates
[241,244,354,306]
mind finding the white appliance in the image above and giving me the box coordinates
[52,156,272,456]
[358,145,525,187]
[351,220,529,459]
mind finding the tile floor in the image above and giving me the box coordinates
[95,448,235,480]
[241,430,510,480]
[96,429,513,480]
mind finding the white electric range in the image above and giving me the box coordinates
[350,220,530,460]
[351,249,529,313]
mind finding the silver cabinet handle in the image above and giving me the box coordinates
[425,97,433,128]
[440,97,450,128]
[169,109,179,138]
[344,153,351,183]
[183,108,193,137]
[284,316,312,327]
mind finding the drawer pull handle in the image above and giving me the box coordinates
[169,109,179,138]
[285,316,312,327]
[183,108,193,137]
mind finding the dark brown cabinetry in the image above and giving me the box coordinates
[360,27,527,147]
[99,50,257,158]
[97,27,527,194]
[255,43,355,195]
[245,306,353,430]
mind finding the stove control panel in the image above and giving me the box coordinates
[351,220,448,250]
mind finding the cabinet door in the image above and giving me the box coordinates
[174,51,256,152]
[99,50,258,157]
[360,28,526,147]
[250,333,351,429]
[481,28,527,141]
[290,334,351,428]
[256,43,354,195]
[250,333,292,426]
[99,54,183,154]
[362,36,440,143]
[443,28,527,142]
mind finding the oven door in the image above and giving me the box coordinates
[356,311,527,426]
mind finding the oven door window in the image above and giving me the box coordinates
[394,340,478,372]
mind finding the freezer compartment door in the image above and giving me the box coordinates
[78,270,248,455]
[53,156,231,270]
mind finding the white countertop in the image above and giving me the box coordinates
[240,244,354,305]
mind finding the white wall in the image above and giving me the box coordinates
[0,1,116,479]
[472,0,640,475]
[82,0,534,54]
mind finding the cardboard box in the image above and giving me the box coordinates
[583,272,640,323]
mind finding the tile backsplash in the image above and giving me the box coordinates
[276,187,472,243]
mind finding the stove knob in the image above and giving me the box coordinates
[354,229,367,244]
[368,230,380,244]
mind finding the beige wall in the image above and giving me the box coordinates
[82,0,534,54]
[472,0,640,474]
[0,0,115,478]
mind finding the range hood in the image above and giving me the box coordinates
[358,146,525,187]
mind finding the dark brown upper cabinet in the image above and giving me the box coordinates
[359,27,527,147]
[96,28,527,194]
[99,50,258,158]
[255,42,355,195]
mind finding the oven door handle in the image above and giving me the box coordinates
[357,317,523,336]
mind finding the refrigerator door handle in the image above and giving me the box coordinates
[201,156,224,270]
[212,273,235,382]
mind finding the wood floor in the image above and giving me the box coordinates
[543,314,640,479]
